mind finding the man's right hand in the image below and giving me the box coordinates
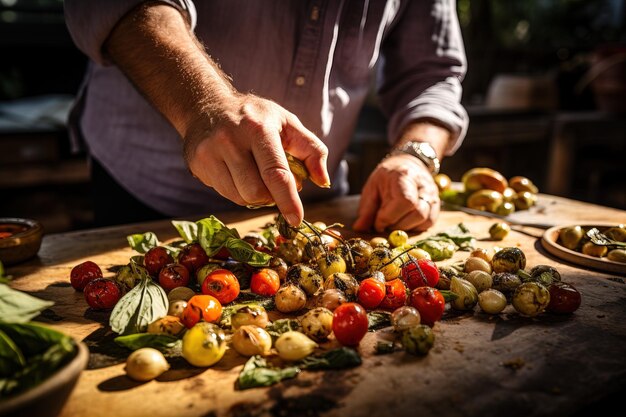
[184,93,330,227]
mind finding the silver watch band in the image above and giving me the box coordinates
[389,141,441,175]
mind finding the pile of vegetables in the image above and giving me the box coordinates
[67,213,579,388]
[0,280,78,398]
[557,225,626,263]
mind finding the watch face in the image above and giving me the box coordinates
[418,142,436,159]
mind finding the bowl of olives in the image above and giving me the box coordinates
[541,223,626,274]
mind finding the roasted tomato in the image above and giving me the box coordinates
[378,278,408,311]
[357,277,386,310]
[70,260,103,292]
[144,246,174,277]
[177,243,209,275]
[83,278,122,310]
[332,302,369,346]
[401,258,440,290]
[250,268,281,297]
[547,282,581,314]
[181,295,223,328]
[409,286,445,327]
[158,263,190,292]
[201,268,240,305]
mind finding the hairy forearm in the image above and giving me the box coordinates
[103,3,236,138]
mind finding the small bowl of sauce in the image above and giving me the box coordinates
[0,218,44,265]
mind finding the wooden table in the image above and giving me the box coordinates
[7,194,626,417]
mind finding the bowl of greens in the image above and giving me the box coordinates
[0,282,89,417]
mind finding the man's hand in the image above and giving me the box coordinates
[352,153,440,233]
[184,94,330,227]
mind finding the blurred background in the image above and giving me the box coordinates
[1,0,625,234]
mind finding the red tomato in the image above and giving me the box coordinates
[250,268,281,296]
[401,258,440,290]
[332,302,369,346]
[357,277,386,310]
[70,260,103,292]
[378,279,408,311]
[144,246,174,277]
[178,243,209,274]
[83,278,122,310]
[201,269,240,304]
[158,263,190,292]
[409,286,445,327]
[181,295,223,328]
[547,282,581,314]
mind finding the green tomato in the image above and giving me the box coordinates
[388,230,409,248]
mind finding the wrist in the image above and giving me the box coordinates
[388,141,441,175]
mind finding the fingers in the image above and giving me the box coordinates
[282,113,330,188]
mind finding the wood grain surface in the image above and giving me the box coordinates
[6,194,626,417]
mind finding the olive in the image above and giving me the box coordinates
[492,247,526,273]
[268,256,289,281]
[528,265,561,286]
[491,272,522,299]
[607,249,626,263]
[469,248,493,263]
[509,176,539,194]
[368,246,402,281]
[581,242,608,258]
[434,173,452,192]
[324,272,359,301]
[512,282,550,317]
[513,191,537,211]
[558,226,584,250]
[489,222,511,240]
[286,263,323,296]
[465,270,493,293]
[464,257,492,274]
[604,226,626,242]
[496,202,516,216]
[317,252,347,279]
[466,189,504,213]
[501,187,516,203]
[478,289,507,314]
[347,238,374,275]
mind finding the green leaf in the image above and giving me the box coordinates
[0,284,54,323]
[439,290,458,303]
[298,347,361,370]
[266,319,301,340]
[0,322,71,358]
[413,237,458,261]
[126,232,159,254]
[196,216,239,256]
[172,220,198,243]
[367,311,392,331]
[0,261,12,283]
[237,355,300,390]
[0,328,26,377]
[109,278,168,335]
[225,238,272,267]
[114,333,181,353]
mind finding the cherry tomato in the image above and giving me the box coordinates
[144,246,174,277]
[201,269,240,305]
[357,277,386,310]
[250,268,281,296]
[83,278,122,310]
[332,302,369,346]
[70,260,103,292]
[547,282,581,314]
[178,243,209,274]
[409,286,445,327]
[158,263,190,292]
[181,294,223,329]
[378,278,408,311]
[401,258,440,290]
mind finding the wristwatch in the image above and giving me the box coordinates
[390,141,441,175]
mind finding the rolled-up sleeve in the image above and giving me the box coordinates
[63,0,197,66]
[378,0,468,155]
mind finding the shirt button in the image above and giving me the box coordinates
[310,6,319,21]
[295,76,306,86]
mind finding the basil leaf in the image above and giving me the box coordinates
[109,278,168,335]
[114,333,180,353]
[0,328,26,377]
[298,347,361,370]
[0,284,54,323]
[237,355,300,390]
[127,232,159,254]
[225,238,272,267]
[367,311,392,331]
[413,237,458,261]
[172,220,198,243]
[266,319,301,340]
[439,290,458,303]
[0,322,71,358]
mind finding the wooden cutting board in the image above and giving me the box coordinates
[6,194,626,417]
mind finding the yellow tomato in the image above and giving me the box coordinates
[182,322,227,367]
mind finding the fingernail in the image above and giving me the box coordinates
[321,181,331,189]
[285,213,301,227]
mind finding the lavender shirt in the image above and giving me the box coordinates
[64,0,468,217]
